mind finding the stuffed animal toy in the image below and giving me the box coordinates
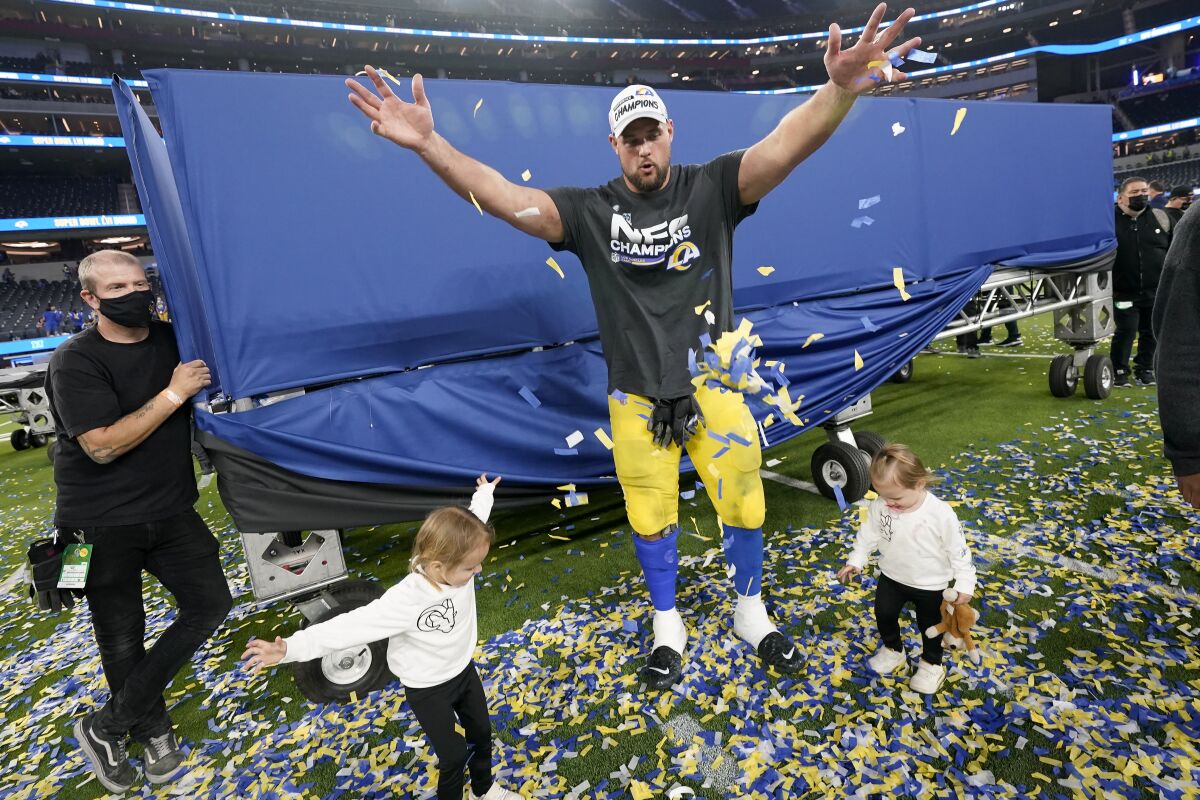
[925,588,981,664]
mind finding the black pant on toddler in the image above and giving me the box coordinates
[405,662,493,800]
[874,573,945,666]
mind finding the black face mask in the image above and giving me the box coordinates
[98,289,154,328]
[1126,195,1148,212]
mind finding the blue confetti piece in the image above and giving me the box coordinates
[717,479,723,500]
[701,269,713,280]
[726,432,752,447]
[622,619,639,633]
[518,386,541,407]
[858,194,881,210]
[680,489,696,500]
[698,331,712,348]
[861,315,880,332]
[906,47,937,64]
[553,448,578,456]
[851,216,875,228]
[610,388,628,404]
[832,483,848,510]
[889,51,905,67]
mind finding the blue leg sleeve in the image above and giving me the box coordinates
[632,526,680,612]
[722,524,764,596]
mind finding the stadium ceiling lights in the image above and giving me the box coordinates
[38,0,1029,46]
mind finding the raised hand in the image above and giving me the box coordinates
[477,474,502,489]
[825,3,922,93]
[345,66,435,152]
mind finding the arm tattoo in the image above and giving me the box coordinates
[81,395,163,464]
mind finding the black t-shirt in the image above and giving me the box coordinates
[547,150,758,398]
[46,321,197,527]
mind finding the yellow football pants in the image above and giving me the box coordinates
[608,383,766,536]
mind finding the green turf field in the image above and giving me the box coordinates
[0,314,1197,799]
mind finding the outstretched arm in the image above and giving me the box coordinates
[346,66,564,242]
[738,3,921,205]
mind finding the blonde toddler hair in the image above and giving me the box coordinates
[869,443,941,489]
[409,506,494,577]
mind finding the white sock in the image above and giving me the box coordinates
[733,593,777,648]
[652,608,687,654]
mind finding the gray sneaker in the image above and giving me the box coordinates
[74,712,137,793]
[143,729,186,784]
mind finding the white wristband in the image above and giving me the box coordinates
[161,388,184,407]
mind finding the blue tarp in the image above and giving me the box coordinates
[114,71,1114,489]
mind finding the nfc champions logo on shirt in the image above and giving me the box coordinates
[609,211,700,270]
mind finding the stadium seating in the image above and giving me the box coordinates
[0,176,120,219]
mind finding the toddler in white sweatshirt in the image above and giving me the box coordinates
[837,444,976,695]
[243,475,523,800]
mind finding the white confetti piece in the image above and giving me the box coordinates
[514,207,540,218]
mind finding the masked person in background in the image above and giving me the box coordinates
[1111,177,1173,387]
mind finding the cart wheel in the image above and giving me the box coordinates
[889,360,914,383]
[1048,355,1078,397]
[811,441,872,504]
[10,429,29,451]
[47,439,58,465]
[853,430,887,459]
[290,579,393,703]
[29,433,47,448]
[1083,354,1113,400]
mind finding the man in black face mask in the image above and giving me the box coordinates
[44,249,232,793]
[1111,177,1173,387]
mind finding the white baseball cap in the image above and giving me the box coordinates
[608,85,669,137]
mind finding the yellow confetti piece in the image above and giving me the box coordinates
[468,191,483,215]
[594,427,614,450]
[378,68,403,88]
[550,498,561,509]
[546,257,565,279]
[473,97,484,117]
[950,106,967,135]
[350,691,358,703]
[892,267,911,301]
[802,332,824,348]
[520,168,531,182]
[854,350,864,371]
[548,534,570,541]
[868,60,886,68]
[757,265,775,276]
[556,483,576,492]
[694,300,711,315]
[630,781,654,800]
[706,462,721,480]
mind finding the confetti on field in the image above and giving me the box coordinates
[2,396,1197,800]
[850,216,874,229]
[853,350,864,371]
[546,257,565,279]
[891,122,906,136]
[892,267,911,301]
[514,206,540,218]
[469,190,483,215]
[756,266,775,277]
[832,483,848,510]
[951,106,968,136]
[802,332,824,348]
[518,386,541,407]
[520,169,531,182]
[473,97,484,117]
[858,195,881,210]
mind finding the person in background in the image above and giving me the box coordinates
[1152,203,1200,508]
[1111,177,1172,387]
[1165,186,1193,224]
[1148,180,1168,209]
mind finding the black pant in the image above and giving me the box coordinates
[79,508,232,741]
[874,573,944,666]
[1110,301,1156,375]
[405,663,493,800]
[978,320,1019,342]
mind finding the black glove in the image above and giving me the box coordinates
[648,395,705,449]
[26,535,82,613]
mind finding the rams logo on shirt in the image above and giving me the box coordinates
[666,241,700,271]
